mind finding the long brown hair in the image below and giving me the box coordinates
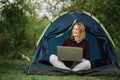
[71,23,85,42]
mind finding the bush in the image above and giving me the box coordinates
[0,0,35,58]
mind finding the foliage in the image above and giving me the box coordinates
[0,0,35,57]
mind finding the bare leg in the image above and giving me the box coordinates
[72,60,91,71]
[49,54,70,70]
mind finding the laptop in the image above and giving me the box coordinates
[57,46,83,62]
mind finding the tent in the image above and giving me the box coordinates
[26,11,120,76]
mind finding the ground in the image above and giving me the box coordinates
[0,56,119,80]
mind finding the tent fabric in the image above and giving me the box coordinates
[26,11,120,76]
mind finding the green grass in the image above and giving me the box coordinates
[0,56,119,80]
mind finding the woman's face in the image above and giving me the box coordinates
[72,24,80,37]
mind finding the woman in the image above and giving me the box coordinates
[49,23,91,71]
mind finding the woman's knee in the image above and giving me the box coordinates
[84,60,91,69]
[49,54,58,63]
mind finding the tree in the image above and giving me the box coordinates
[0,0,33,58]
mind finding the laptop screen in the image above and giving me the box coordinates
[57,46,83,62]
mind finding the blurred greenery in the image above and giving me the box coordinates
[0,0,120,63]
[0,0,38,58]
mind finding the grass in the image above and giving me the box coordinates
[0,56,119,80]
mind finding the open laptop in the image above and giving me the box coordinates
[57,46,83,62]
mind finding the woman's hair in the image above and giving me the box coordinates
[71,23,85,42]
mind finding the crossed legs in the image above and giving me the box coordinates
[49,54,91,71]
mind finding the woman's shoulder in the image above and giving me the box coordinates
[64,38,73,42]
[63,38,73,44]
[63,38,73,46]
[82,40,89,45]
